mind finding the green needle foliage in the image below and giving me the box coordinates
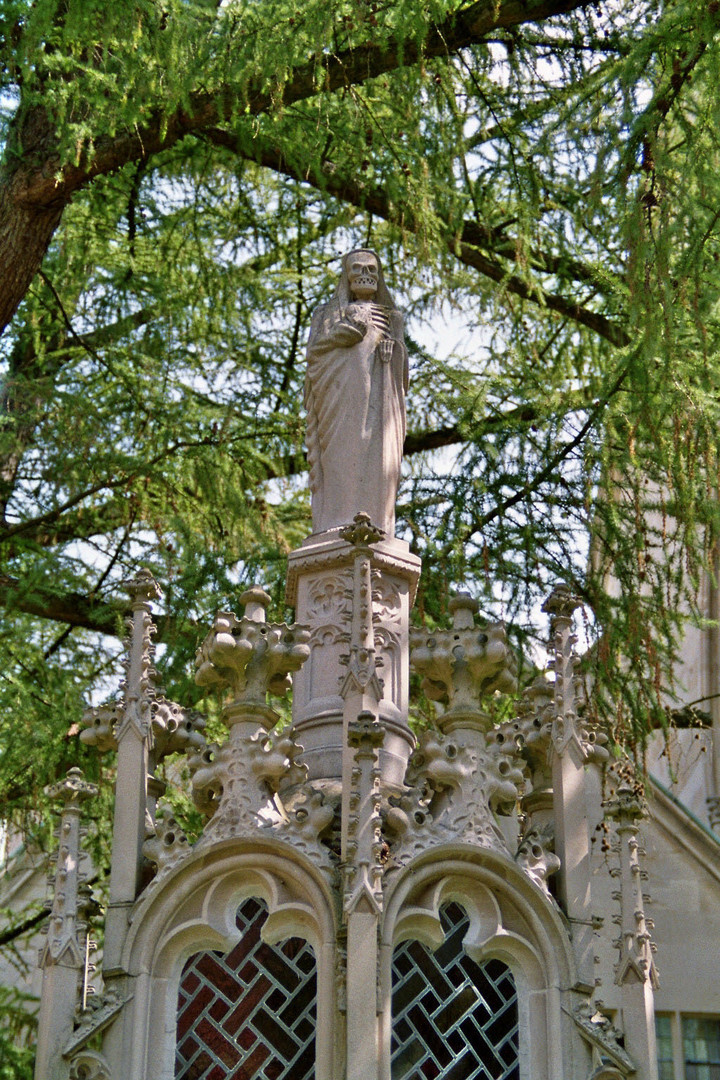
[0,0,719,982]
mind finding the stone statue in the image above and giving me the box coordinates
[304,249,408,535]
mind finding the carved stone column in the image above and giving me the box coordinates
[34,768,97,1080]
[102,568,160,973]
[606,781,659,1080]
[286,522,420,787]
[343,713,386,1080]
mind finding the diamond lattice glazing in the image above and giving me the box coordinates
[391,902,519,1080]
[175,897,316,1080]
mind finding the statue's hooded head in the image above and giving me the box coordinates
[333,249,395,308]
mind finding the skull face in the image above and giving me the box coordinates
[347,252,379,300]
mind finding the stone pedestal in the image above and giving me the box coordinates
[287,529,421,786]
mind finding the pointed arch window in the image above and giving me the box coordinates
[391,901,519,1080]
[175,897,316,1080]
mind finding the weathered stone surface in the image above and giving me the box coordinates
[304,249,407,536]
[410,592,517,728]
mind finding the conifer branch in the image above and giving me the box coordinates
[203,128,630,348]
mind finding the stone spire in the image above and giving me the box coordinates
[543,583,608,984]
[606,778,659,1080]
[34,768,97,1080]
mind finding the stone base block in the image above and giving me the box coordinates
[287,531,421,783]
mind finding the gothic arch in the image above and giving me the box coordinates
[113,837,337,1080]
[379,844,580,1080]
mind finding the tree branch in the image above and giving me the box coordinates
[0,571,187,641]
[203,128,630,348]
[0,0,592,336]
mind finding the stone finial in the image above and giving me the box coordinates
[448,591,479,629]
[410,592,517,729]
[46,766,98,812]
[125,566,162,606]
[339,515,384,702]
[343,711,385,917]
[606,778,658,990]
[542,581,581,619]
[40,768,98,971]
[240,584,271,622]
[195,585,310,713]
[339,511,385,549]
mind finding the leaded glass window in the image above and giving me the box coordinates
[655,1014,720,1080]
[656,1015,675,1080]
[391,901,519,1080]
[175,897,316,1080]
[683,1017,720,1080]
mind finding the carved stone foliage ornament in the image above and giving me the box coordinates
[515,824,561,896]
[572,1002,635,1076]
[68,1051,111,1080]
[190,725,309,844]
[195,585,310,711]
[410,593,517,728]
[142,803,192,882]
[387,723,524,867]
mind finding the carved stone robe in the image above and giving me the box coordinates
[304,282,408,536]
